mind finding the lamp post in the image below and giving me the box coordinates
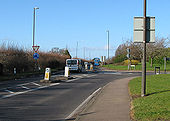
[33,7,39,47]
[106,30,109,65]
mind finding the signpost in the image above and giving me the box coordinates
[134,0,155,97]
[32,45,40,71]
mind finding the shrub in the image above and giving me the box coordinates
[0,44,70,74]
[123,60,139,65]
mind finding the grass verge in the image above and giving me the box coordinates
[129,74,170,121]
[103,62,170,71]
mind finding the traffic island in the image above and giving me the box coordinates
[40,76,74,83]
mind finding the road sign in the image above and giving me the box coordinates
[32,46,40,53]
[33,53,39,60]
[134,17,155,43]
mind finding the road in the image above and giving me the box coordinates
[0,70,144,121]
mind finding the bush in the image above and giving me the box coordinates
[123,60,139,65]
[0,44,69,74]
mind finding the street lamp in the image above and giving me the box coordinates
[32,7,39,47]
[106,30,109,64]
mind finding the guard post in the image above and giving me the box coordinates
[90,64,93,70]
[65,67,70,77]
[44,68,51,80]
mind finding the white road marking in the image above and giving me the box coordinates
[66,87,102,119]
[66,78,80,83]
[20,86,30,90]
[0,83,61,99]
[50,83,60,86]
[5,89,14,94]
[66,74,96,83]
[19,82,31,86]
[0,74,97,99]
[31,82,41,86]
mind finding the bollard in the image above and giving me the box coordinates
[14,68,17,75]
[90,64,93,70]
[44,68,51,80]
[85,64,88,70]
[65,67,70,77]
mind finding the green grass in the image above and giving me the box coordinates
[103,62,170,71]
[129,74,170,121]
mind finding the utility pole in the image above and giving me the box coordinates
[141,0,147,97]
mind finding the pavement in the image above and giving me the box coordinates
[75,77,136,121]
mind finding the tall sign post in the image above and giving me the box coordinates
[134,0,155,97]
[32,7,39,71]
[142,0,147,97]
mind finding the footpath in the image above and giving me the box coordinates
[75,77,136,121]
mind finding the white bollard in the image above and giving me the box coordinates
[85,64,88,70]
[44,68,51,80]
[14,68,17,75]
[65,67,70,77]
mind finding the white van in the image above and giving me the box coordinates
[66,59,84,72]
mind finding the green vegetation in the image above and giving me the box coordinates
[129,74,170,121]
[102,62,170,71]
[0,44,70,81]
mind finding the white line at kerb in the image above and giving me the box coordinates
[65,87,102,119]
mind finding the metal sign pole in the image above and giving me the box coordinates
[141,0,147,97]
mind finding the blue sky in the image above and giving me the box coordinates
[0,0,170,59]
